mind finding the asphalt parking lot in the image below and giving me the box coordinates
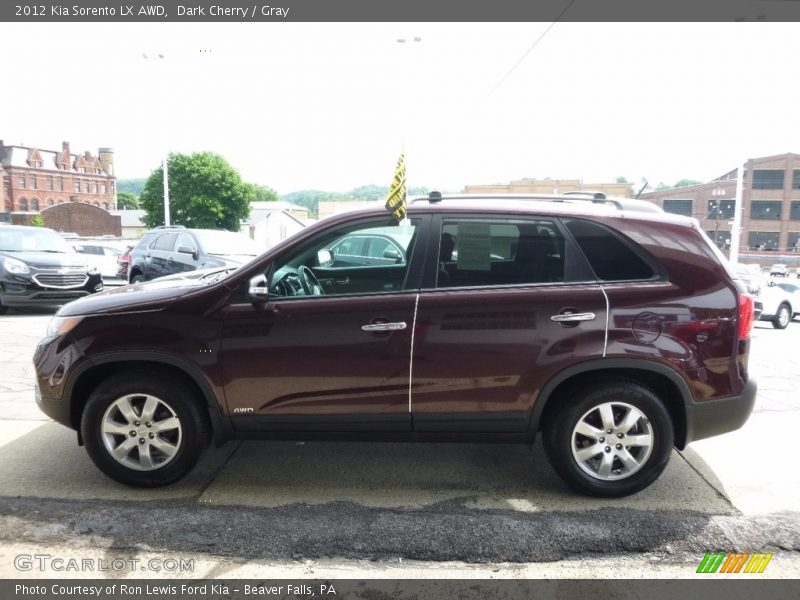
[0,309,798,578]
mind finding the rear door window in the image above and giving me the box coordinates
[565,219,655,281]
[437,219,566,288]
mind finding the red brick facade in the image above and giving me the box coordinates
[10,203,122,236]
[1,140,116,213]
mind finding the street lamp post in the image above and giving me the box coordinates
[711,185,725,248]
[142,52,170,226]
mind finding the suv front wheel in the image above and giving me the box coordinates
[544,381,674,497]
[81,371,208,487]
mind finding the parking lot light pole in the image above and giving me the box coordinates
[143,52,171,226]
[730,161,746,264]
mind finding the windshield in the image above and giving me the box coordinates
[195,231,261,256]
[0,228,75,253]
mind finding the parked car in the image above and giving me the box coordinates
[127,226,260,283]
[758,280,800,329]
[74,243,123,282]
[0,225,102,314]
[325,228,415,268]
[115,245,135,281]
[34,193,757,497]
[769,263,789,277]
[731,263,762,296]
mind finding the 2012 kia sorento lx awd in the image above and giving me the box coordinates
[33,194,757,496]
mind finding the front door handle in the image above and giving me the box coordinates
[361,322,407,332]
[550,312,596,322]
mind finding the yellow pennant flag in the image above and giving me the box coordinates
[385,151,407,220]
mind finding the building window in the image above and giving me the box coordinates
[29,175,37,189]
[663,199,693,216]
[56,177,63,191]
[748,231,779,250]
[101,184,107,194]
[752,169,784,190]
[791,202,800,220]
[788,233,800,251]
[30,199,40,211]
[92,183,98,194]
[47,199,54,207]
[793,170,800,190]
[17,176,25,188]
[110,182,115,194]
[708,199,735,220]
[706,230,731,248]
[751,200,782,220]
[47,176,54,191]
[74,179,80,192]
[18,198,28,211]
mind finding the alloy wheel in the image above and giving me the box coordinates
[100,394,182,471]
[570,401,654,481]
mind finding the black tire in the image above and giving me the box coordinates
[0,298,7,315]
[130,273,144,284]
[772,303,791,329]
[81,370,208,487]
[543,381,674,497]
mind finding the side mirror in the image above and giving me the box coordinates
[317,249,333,267]
[177,246,198,259]
[383,248,402,262]
[248,274,269,303]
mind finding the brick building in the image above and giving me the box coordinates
[1,140,116,214]
[464,178,633,198]
[640,153,800,252]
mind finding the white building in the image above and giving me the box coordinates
[243,201,309,250]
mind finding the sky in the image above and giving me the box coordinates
[3,22,800,194]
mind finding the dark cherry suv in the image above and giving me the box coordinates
[33,194,757,496]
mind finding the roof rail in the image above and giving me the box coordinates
[152,225,186,229]
[408,193,663,214]
[562,191,607,200]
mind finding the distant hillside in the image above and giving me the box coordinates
[282,185,429,217]
[117,178,146,196]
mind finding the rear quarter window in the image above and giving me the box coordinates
[565,219,656,281]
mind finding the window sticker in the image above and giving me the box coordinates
[456,222,492,271]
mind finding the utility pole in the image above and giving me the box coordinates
[730,161,746,264]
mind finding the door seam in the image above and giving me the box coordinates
[408,292,420,413]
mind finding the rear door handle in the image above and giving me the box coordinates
[550,312,596,322]
[361,322,407,332]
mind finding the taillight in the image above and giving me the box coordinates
[738,293,754,339]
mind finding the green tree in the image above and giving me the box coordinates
[673,179,702,188]
[140,152,254,230]
[615,176,629,184]
[117,191,140,210]
[250,184,279,202]
[30,214,45,227]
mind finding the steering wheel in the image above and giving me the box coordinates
[299,266,325,296]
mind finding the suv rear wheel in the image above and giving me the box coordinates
[544,381,673,497]
[81,371,208,487]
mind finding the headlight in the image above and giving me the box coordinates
[3,257,30,275]
[87,265,100,275]
[46,316,83,338]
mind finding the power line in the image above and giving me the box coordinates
[486,0,576,98]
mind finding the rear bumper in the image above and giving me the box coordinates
[682,377,757,446]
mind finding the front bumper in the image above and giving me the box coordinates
[1,273,102,308]
[35,381,73,428]
[683,377,757,446]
